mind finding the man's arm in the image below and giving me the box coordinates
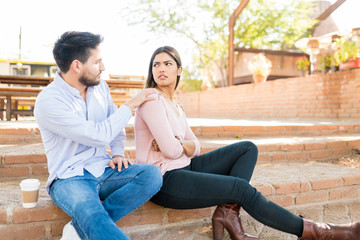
[34,88,156,148]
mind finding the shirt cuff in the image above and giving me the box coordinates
[190,140,201,158]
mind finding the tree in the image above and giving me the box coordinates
[122,0,316,88]
[179,68,203,92]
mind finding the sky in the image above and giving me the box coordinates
[0,0,359,78]
[0,0,194,78]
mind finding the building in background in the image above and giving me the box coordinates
[0,59,58,77]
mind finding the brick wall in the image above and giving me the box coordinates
[177,68,360,119]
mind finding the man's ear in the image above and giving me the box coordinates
[71,60,82,74]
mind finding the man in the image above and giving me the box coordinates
[34,31,162,240]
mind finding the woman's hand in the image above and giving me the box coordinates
[152,139,161,152]
[152,137,181,152]
[109,155,134,171]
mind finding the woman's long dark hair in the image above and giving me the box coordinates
[145,46,182,90]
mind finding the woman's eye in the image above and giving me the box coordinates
[166,62,172,66]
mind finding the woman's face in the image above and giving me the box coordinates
[152,52,182,89]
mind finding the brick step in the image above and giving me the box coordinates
[0,127,42,144]
[2,120,360,143]
[1,135,360,181]
[1,161,359,240]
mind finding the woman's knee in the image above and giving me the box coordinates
[232,141,258,158]
[242,141,258,153]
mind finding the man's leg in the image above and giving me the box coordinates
[50,171,130,240]
[99,164,163,222]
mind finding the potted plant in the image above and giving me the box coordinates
[317,53,332,73]
[333,37,360,70]
[248,53,272,83]
[295,56,310,76]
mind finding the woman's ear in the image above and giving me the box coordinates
[177,66,183,76]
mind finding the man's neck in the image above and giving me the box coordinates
[60,72,87,101]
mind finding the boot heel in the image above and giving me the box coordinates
[212,219,224,240]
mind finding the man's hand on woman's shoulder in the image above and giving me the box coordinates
[124,88,157,110]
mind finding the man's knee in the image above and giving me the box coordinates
[136,164,163,191]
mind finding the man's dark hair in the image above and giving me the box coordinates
[53,31,103,73]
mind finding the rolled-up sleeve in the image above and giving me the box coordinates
[184,113,200,158]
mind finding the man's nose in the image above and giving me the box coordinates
[100,62,105,71]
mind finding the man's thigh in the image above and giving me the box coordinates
[98,164,159,200]
[49,172,101,217]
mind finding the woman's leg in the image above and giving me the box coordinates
[190,141,258,182]
[152,165,303,237]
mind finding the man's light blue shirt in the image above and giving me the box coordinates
[34,72,132,192]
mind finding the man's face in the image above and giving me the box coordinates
[79,47,105,87]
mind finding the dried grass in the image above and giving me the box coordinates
[329,152,360,168]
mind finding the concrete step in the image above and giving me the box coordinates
[1,135,360,181]
[0,161,359,240]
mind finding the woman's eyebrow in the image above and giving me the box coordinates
[153,60,174,64]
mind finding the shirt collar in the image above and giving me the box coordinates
[53,71,82,97]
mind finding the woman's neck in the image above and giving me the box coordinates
[155,86,174,100]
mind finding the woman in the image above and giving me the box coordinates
[134,46,360,240]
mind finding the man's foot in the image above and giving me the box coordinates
[60,221,81,240]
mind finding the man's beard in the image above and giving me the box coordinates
[79,72,100,87]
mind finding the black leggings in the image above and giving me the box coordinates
[151,141,303,237]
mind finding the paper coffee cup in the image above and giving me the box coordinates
[19,179,40,208]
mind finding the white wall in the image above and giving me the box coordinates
[0,62,10,75]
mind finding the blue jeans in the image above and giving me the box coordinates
[49,164,162,240]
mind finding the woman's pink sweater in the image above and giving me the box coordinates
[134,92,200,175]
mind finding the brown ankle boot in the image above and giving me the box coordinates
[212,203,258,240]
[299,218,360,240]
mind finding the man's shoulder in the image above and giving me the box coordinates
[37,82,64,100]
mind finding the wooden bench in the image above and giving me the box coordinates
[106,80,144,90]
[0,74,144,87]
[0,87,43,121]
[0,75,145,120]
[110,91,133,107]
[0,75,144,89]
[0,75,53,86]
[107,74,144,91]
